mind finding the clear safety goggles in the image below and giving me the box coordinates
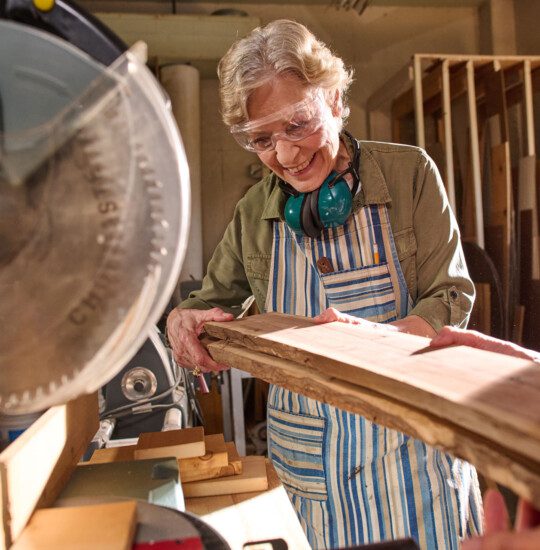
[230,93,327,153]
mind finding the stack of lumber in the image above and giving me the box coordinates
[203,312,540,509]
[88,426,268,498]
[383,54,540,345]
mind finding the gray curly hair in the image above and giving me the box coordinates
[217,19,354,128]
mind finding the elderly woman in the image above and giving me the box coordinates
[167,19,482,549]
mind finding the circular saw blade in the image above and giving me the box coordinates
[0,22,190,413]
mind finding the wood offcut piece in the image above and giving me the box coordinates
[204,312,540,508]
[0,393,99,550]
[182,456,267,498]
[88,445,136,464]
[179,434,229,483]
[134,427,205,460]
[11,501,137,550]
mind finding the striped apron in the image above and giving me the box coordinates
[265,204,482,549]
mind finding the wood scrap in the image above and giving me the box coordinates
[11,501,137,550]
[87,445,136,464]
[178,434,229,483]
[225,442,243,475]
[0,393,98,550]
[182,456,267,498]
[134,427,205,460]
[204,312,540,508]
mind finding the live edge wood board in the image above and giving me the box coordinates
[204,312,540,508]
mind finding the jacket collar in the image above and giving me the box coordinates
[261,133,392,221]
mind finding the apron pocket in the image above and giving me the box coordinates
[267,407,327,501]
[320,262,398,322]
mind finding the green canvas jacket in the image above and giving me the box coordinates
[180,139,474,332]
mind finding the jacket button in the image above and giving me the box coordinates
[317,257,334,274]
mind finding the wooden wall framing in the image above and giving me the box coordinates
[370,53,540,346]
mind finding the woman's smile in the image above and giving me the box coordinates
[285,154,314,175]
[247,75,342,194]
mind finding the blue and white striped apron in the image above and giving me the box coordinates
[265,204,482,549]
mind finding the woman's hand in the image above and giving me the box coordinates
[462,490,540,550]
[166,307,234,373]
[430,326,540,361]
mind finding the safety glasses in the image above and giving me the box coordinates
[230,92,328,153]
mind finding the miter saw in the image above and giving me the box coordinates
[0,0,193,438]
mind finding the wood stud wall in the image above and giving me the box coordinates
[389,54,540,347]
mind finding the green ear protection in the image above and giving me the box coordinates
[279,133,360,238]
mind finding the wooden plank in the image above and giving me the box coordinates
[186,461,310,550]
[95,13,260,62]
[466,60,485,248]
[518,156,539,279]
[206,338,540,509]
[441,59,456,213]
[468,282,491,334]
[87,445,136,465]
[413,55,426,148]
[204,313,540,464]
[523,60,536,157]
[520,61,540,280]
[487,142,513,337]
[414,54,540,67]
[182,456,267,498]
[0,393,98,550]
[482,63,515,335]
[134,427,205,460]
[11,501,137,550]
[179,434,229,483]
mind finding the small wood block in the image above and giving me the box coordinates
[225,442,243,475]
[182,456,267,498]
[11,500,137,550]
[87,445,137,464]
[179,440,243,482]
[134,427,205,460]
[179,434,228,483]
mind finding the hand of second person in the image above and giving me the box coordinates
[430,326,540,362]
[462,490,540,550]
[166,307,234,373]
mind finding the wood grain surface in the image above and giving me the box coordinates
[204,313,540,507]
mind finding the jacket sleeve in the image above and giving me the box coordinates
[408,151,475,331]
[179,199,253,316]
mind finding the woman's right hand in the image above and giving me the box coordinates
[166,307,234,373]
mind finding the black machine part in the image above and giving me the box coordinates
[0,0,126,65]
